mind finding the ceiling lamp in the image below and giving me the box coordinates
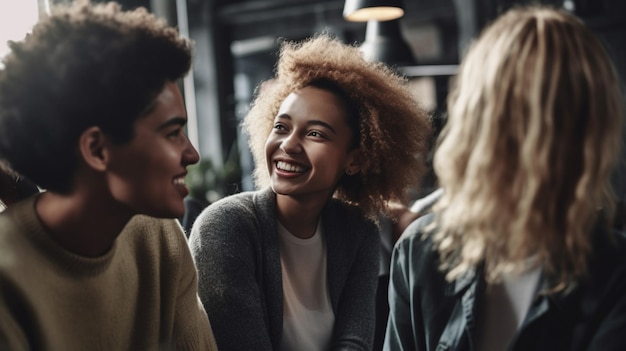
[360,19,416,66]
[343,0,405,22]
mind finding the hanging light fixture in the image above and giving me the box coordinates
[359,19,416,66]
[342,0,415,66]
[343,0,405,22]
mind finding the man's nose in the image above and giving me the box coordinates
[183,136,200,165]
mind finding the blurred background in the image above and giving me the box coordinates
[2,0,626,207]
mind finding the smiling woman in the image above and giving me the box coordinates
[189,34,433,351]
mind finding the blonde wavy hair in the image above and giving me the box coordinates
[242,34,432,219]
[432,7,624,289]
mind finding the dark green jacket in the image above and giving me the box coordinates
[385,213,626,351]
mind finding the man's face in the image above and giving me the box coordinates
[104,81,199,218]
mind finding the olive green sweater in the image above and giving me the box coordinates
[0,195,217,351]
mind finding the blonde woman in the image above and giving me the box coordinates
[189,34,432,351]
[385,6,626,351]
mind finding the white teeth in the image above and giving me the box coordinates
[173,177,186,185]
[276,161,305,173]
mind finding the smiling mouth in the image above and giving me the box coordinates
[276,161,306,173]
[173,177,186,185]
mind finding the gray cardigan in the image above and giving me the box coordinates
[189,187,380,351]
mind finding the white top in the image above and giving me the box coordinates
[278,220,334,351]
[475,261,543,351]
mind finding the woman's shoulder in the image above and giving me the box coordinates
[188,189,278,262]
[325,196,366,216]
[209,190,256,209]
[391,213,447,289]
[399,213,435,239]
[198,189,272,220]
[325,198,376,228]
[589,228,626,275]
[190,189,277,241]
[394,213,438,258]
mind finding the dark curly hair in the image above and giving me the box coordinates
[0,0,192,193]
[242,34,432,219]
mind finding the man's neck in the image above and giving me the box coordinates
[35,191,133,257]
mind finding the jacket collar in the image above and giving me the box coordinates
[444,263,482,297]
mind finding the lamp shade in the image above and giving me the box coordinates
[360,19,416,66]
[343,0,405,22]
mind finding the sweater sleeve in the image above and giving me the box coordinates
[189,198,274,351]
[165,219,218,351]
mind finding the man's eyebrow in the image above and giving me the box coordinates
[157,117,187,131]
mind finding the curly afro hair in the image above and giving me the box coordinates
[242,34,432,219]
[0,0,192,193]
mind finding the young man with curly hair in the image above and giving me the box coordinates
[385,6,626,351]
[0,1,217,349]
[189,34,432,350]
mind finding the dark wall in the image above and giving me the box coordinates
[119,0,625,203]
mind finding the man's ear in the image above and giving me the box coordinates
[345,149,363,176]
[78,126,109,172]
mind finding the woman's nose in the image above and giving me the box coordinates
[280,133,303,154]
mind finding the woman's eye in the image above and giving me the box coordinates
[308,131,325,138]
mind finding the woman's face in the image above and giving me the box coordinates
[264,86,359,201]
